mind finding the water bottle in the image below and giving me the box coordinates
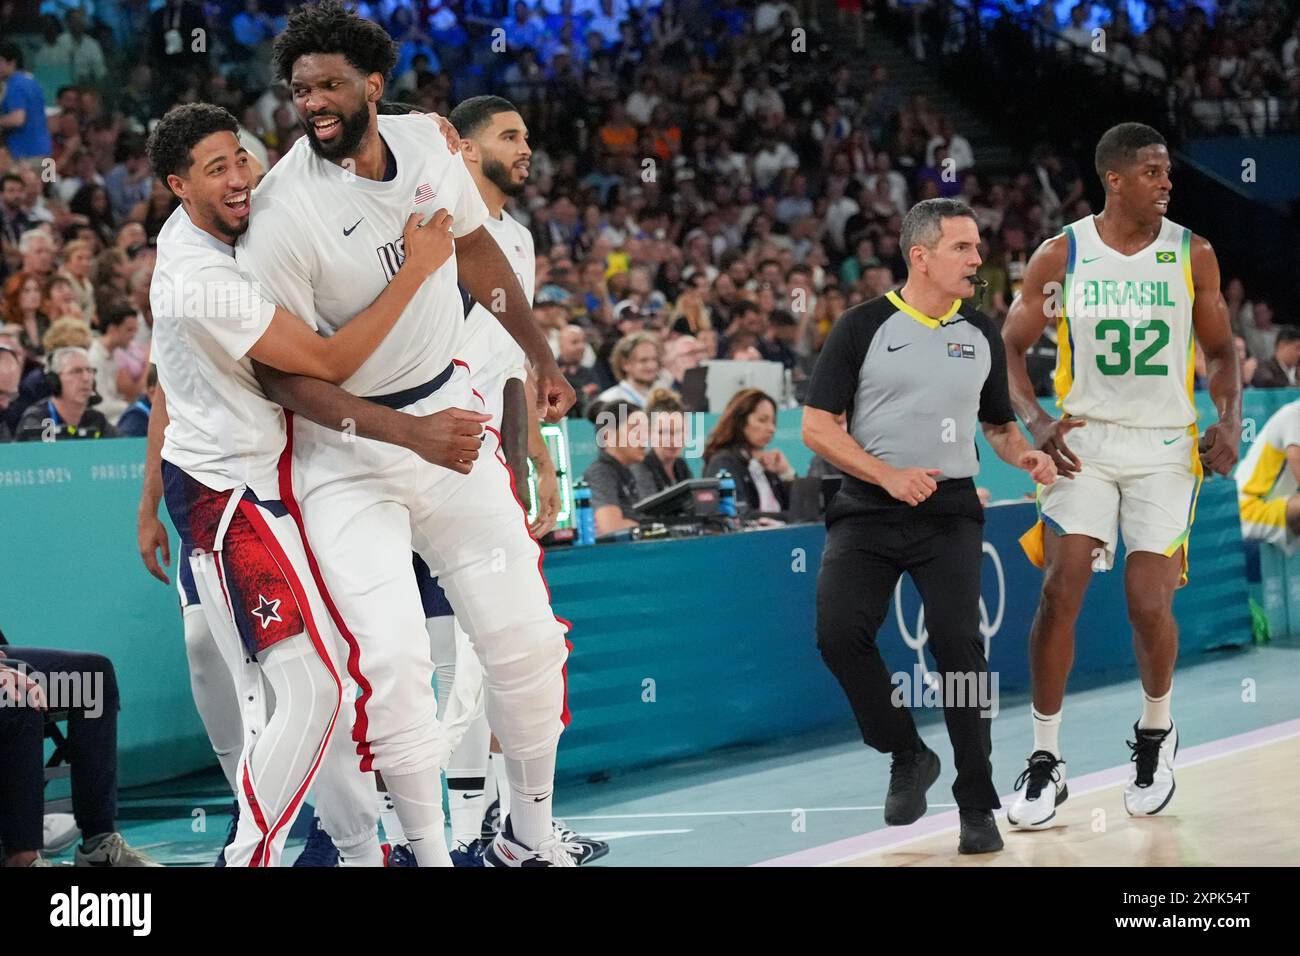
[718,470,737,519]
[574,481,596,546]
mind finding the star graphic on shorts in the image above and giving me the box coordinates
[250,594,282,629]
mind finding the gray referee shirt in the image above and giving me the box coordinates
[805,290,1015,521]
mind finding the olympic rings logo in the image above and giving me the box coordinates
[893,540,1006,689]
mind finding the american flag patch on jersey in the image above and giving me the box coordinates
[414,183,434,204]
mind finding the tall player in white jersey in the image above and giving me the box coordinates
[239,3,579,867]
[143,103,463,865]
[1002,123,1241,828]
[423,94,607,865]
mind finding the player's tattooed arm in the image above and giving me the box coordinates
[137,372,171,584]
[245,211,454,384]
[252,361,490,475]
[454,225,576,422]
[1190,234,1241,476]
[1002,234,1085,477]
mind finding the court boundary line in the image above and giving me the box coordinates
[751,717,1300,867]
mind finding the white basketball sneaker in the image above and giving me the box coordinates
[43,813,80,854]
[483,817,579,867]
[1007,750,1068,829]
[1124,721,1178,816]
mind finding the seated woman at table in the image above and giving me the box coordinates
[632,389,693,500]
[703,388,795,516]
[583,399,650,535]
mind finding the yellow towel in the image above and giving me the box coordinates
[1020,520,1046,569]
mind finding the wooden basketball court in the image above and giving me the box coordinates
[837,727,1300,867]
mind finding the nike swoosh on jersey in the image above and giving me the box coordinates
[343,218,363,236]
[1081,256,1102,264]
[887,344,910,352]
[1162,437,1180,444]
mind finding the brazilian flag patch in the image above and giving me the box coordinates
[1156,251,1177,263]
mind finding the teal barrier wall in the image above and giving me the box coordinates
[549,483,1249,780]
[567,391,1292,503]
[0,441,212,786]
[0,432,1251,785]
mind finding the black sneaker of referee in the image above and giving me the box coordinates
[958,809,1004,854]
[883,741,941,826]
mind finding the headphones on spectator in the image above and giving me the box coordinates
[44,354,63,398]
[41,352,101,408]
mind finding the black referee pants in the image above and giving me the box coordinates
[816,514,1000,810]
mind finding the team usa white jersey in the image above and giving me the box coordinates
[150,205,283,498]
[458,208,534,386]
[1054,214,1197,430]
[235,113,489,397]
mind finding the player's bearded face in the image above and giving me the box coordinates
[185,133,252,241]
[481,153,527,198]
[300,98,371,160]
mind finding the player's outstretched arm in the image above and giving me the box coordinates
[252,360,490,474]
[1002,234,1085,477]
[455,225,576,422]
[137,373,171,584]
[246,211,454,385]
[1190,235,1242,476]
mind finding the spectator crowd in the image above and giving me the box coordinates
[1,0,1295,455]
[1039,0,1300,135]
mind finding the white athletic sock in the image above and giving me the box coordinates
[382,768,451,867]
[491,752,512,818]
[448,776,486,846]
[447,710,491,846]
[377,788,405,845]
[1139,685,1173,730]
[1032,706,1063,759]
[336,831,383,867]
[504,751,556,849]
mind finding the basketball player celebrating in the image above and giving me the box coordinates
[1002,123,1241,827]
[239,2,578,867]
[145,103,464,865]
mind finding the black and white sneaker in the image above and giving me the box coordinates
[555,822,609,866]
[1007,750,1068,829]
[483,816,578,867]
[1124,722,1178,816]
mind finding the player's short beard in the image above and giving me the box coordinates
[301,102,371,161]
[482,154,526,197]
[201,196,248,242]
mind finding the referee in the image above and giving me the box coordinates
[803,198,1057,854]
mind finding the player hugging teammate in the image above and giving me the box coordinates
[140,0,611,867]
